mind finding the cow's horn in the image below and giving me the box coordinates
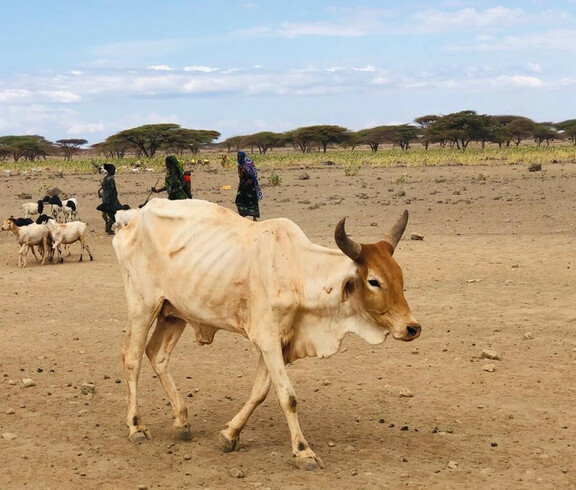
[335,218,362,261]
[383,210,409,252]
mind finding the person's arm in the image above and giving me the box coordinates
[152,186,167,193]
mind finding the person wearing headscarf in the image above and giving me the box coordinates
[152,155,188,200]
[97,163,123,235]
[235,151,262,221]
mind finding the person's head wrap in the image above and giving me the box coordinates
[165,155,182,170]
[103,163,116,175]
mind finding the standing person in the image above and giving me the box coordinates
[235,151,262,221]
[151,155,188,200]
[97,163,123,235]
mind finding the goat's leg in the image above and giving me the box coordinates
[79,236,94,261]
[39,236,47,265]
[122,298,163,443]
[145,315,189,440]
[220,353,270,452]
[30,245,41,263]
[17,244,28,268]
[258,340,325,470]
[53,242,63,263]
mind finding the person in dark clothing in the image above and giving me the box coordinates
[97,163,123,235]
[235,151,262,221]
[152,155,189,200]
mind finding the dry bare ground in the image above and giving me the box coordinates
[0,161,575,489]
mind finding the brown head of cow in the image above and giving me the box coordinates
[335,210,421,341]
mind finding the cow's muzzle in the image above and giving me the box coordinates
[402,323,421,341]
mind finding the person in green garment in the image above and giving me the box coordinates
[151,155,189,200]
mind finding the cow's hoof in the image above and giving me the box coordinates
[295,455,325,471]
[129,429,150,444]
[175,425,192,441]
[219,431,239,453]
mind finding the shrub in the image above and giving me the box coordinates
[344,161,361,176]
[268,172,282,187]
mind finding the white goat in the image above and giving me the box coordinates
[37,215,93,263]
[61,197,78,222]
[1,217,50,267]
[112,208,141,232]
[21,198,49,219]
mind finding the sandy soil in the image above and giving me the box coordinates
[0,160,575,489]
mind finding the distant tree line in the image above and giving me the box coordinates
[1,112,576,162]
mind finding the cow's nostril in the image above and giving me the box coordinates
[406,325,421,337]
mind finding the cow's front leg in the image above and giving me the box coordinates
[220,353,270,452]
[146,315,190,440]
[260,343,325,470]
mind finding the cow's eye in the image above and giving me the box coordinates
[368,279,381,288]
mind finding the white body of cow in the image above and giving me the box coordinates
[113,198,420,469]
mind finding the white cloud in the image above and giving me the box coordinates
[183,65,219,73]
[67,122,105,135]
[0,103,78,138]
[148,65,174,71]
[0,88,80,104]
[70,70,83,76]
[526,63,542,73]
[353,65,377,72]
[413,7,528,31]
[246,6,568,39]
[94,39,183,59]
[493,75,545,88]
[0,89,33,102]
[276,21,371,37]
[38,90,81,103]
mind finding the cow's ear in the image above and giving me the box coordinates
[341,277,356,302]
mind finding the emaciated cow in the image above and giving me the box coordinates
[112,198,421,470]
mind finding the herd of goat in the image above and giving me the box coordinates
[1,195,94,267]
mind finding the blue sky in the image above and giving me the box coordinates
[1,0,575,145]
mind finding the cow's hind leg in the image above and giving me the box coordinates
[122,298,163,443]
[145,314,190,440]
[220,353,270,452]
[259,342,325,470]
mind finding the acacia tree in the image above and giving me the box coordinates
[504,117,535,146]
[92,136,130,158]
[393,125,419,150]
[356,126,398,152]
[162,129,220,155]
[55,138,87,161]
[488,115,517,147]
[285,125,350,153]
[0,135,54,161]
[111,123,180,157]
[242,131,283,154]
[427,111,492,150]
[221,136,244,152]
[414,115,439,149]
[556,119,576,145]
[533,123,559,147]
